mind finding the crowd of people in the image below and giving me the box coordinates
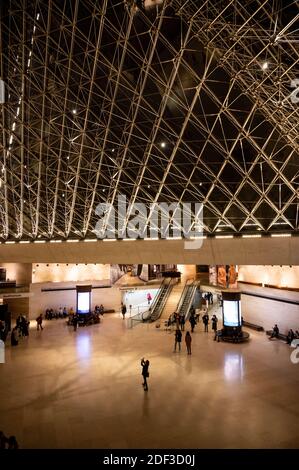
[5,303,106,346]
[67,304,104,330]
[45,306,72,320]
[165,305,220,355]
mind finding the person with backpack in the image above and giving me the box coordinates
[174,328,182,352]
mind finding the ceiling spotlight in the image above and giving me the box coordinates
[62,193,65,197]
[199,182,202,186]
[112,148,115,152]
[160,142,166,148]
[261,62,268,70]
[147,184,151,188]
[72,109,77,114]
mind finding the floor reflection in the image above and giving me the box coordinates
[76,333,91,360]
[223,352,244,381]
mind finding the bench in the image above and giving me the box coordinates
[215,329,250,343]
[266,330,287,341]
[242,321,264,331]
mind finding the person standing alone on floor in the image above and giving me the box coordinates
[189,313,196,333]
[174,328,182,352]
[141,358,150,391]
[185,331,192,355]
[202,313,209,332]
[212,314,218,340]
[36,314,43,331]
[73,314,78,332]
[121,303,127,319]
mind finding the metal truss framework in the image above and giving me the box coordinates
[0,0,299,240]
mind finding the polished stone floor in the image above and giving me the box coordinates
[1,310,299,449]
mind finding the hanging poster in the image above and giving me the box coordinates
[217,265,227,287]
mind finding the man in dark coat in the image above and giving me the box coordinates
[141,358,150,391]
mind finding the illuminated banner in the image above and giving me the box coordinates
[76,285,91,314]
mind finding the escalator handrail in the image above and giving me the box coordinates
[146,277,166,316]
[176,279,193,314]
[184,284,198,320]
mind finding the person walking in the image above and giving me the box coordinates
[121,303,127,319]
[147,292,152,305]
[189,314,196,333]
[174,328,182,352]
[185,331,192,355]
[36,314,44,331]
[141,357,150,391]
[212,314,218,340]
[179,314,185,331]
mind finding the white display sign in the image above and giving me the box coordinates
[223,300,240,327]
[77,292,90,313]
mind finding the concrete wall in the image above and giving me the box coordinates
[238,265,299,289]
[29,281,122,319]
[240,285,299,335]
[5,297,30,319]
[0,263,32,285]
[1,237,299,265]
[177,264,196,281]
[32,263,110,283]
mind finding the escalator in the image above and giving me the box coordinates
[148,278,172,322]
[128,278,172,326]
[177,280,198,320]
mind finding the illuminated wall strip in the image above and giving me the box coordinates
[270,233,291,238]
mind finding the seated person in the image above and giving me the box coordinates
[286,329,295,345]
[269,324,279,340]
